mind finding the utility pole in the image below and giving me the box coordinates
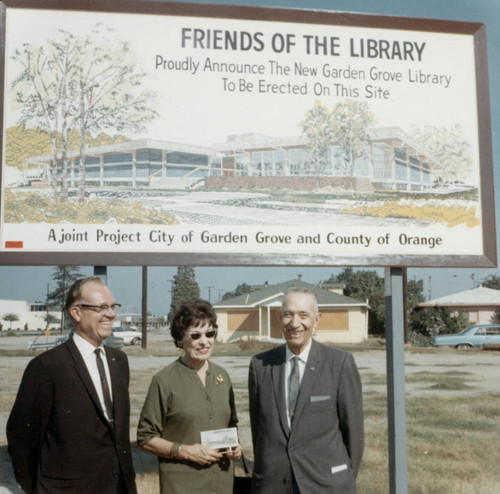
[45,283,50,338]
[206,286,214,303]
[142,267,148,349]
[60,268,66,333]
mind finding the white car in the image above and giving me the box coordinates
[112,327,142,346]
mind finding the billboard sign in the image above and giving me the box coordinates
[0,0,495,267]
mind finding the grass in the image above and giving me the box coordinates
[129,362,500,494]
[3,341,499,493]
[359,391,500,494]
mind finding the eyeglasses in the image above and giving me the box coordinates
[75,303,121,313]
[185,330,217,340]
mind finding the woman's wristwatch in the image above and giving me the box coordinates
[171,442,182,460]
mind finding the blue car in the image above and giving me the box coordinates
[432,324,500,350]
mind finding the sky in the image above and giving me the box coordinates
[1,0,500,316]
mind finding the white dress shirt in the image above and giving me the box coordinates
[285,339,312,427]
[73,332,113,421]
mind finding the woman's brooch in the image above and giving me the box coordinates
[216,375,224,385]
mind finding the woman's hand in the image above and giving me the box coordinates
[225,444,242,460]
[181,443,223,465]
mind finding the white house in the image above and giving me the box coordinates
[214,279,369,344]
[418,286,500,324]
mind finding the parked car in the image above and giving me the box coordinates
[432,324,500,350]
[50,331,125,349]
[112,327,142,346]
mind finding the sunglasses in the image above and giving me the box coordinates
[185,330,217,340]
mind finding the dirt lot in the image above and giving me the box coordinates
[1,333,499,493]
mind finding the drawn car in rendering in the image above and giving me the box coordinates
[432,324,500,350]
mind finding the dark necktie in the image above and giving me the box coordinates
[288,356,300,423]
[95,348,113,423]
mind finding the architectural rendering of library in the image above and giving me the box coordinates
[23,126,435,192]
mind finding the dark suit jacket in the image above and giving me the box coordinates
[7,338,137,494]
[249,339,364,494]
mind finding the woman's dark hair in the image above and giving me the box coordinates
[170,299,218,348]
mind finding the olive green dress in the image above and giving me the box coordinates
[137,358,238,494]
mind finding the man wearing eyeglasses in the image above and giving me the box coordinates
[7,276,137,494]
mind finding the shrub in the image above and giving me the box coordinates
[410,306,468,338]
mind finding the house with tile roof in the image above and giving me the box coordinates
[213,279,369,344]
[418,286,500,324]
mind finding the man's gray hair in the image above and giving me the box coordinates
[282,288,318,313]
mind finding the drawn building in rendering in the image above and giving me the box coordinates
[22,126,437,192]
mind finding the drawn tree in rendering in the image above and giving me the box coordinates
[10,24,158,203]
[330,100,374,190]
[412,124,474,185]
[11,37,79,201]
[74,25,158,203]
[300,100,334,186]
[168,266,201,323]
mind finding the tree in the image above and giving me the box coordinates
[10,24,158,203]
[2,313,20,330]
[481,275,500,318]
[11,38,77,200]
[482,274,500,290]
[48,266,83,332]
[325,268,427,337]
[325,268,385,335]
[300,100,334,185]
[44,313,59,326]
[168,266,201,323]
[74,25,158,203]
[407,279,426,312]
[330,100,375,189]
[221,282,254,301]
[411,124,474,184]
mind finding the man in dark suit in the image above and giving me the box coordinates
[7,276,137,494]
[249,288,364,494]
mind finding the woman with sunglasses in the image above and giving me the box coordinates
[137,299,242,494]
